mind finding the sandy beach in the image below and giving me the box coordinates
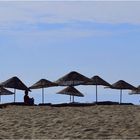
[0,105,140,139]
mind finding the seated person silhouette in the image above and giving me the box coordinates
[24,90,34,105]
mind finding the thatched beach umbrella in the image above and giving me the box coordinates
[0,87,14,102]
[56,86,84,103]
[29,79,58,104]
[108,80,136,104]
[55,71,92,86]
[0,76,29,102]
[129,85,140,95]
[84,75,111,103]
[55,71,91,102]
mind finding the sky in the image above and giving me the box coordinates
[0,1,140,104]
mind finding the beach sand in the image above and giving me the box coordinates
[0,105,140,139]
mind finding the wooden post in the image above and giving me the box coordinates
[70,95,71,103]
[120,89,122,104]
[42,88,44,104]
[96,85,98,103]
[14,89,16,103]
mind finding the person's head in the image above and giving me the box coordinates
[25,90,28,95]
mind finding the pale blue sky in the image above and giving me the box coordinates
[0,1,140,104]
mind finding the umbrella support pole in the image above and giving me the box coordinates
[70,95,71,103]
[14,89,16,103]
[42,88,44,104]
[0,95,1,103]
[96,85,98,103]
[73,96,74,103]
[120,89,122,104]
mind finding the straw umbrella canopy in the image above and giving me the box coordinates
[0,87,14,102]
[55,71,92,102]
[56,86,84,103]
[108,80,136,104]
[55,71,92,86]
[0,76,29,102]
[84,75,111,103]
[29,79,58,104]
[129,85,140,95]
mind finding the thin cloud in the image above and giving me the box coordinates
[0,1,140,48]
[0,1,140,31]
